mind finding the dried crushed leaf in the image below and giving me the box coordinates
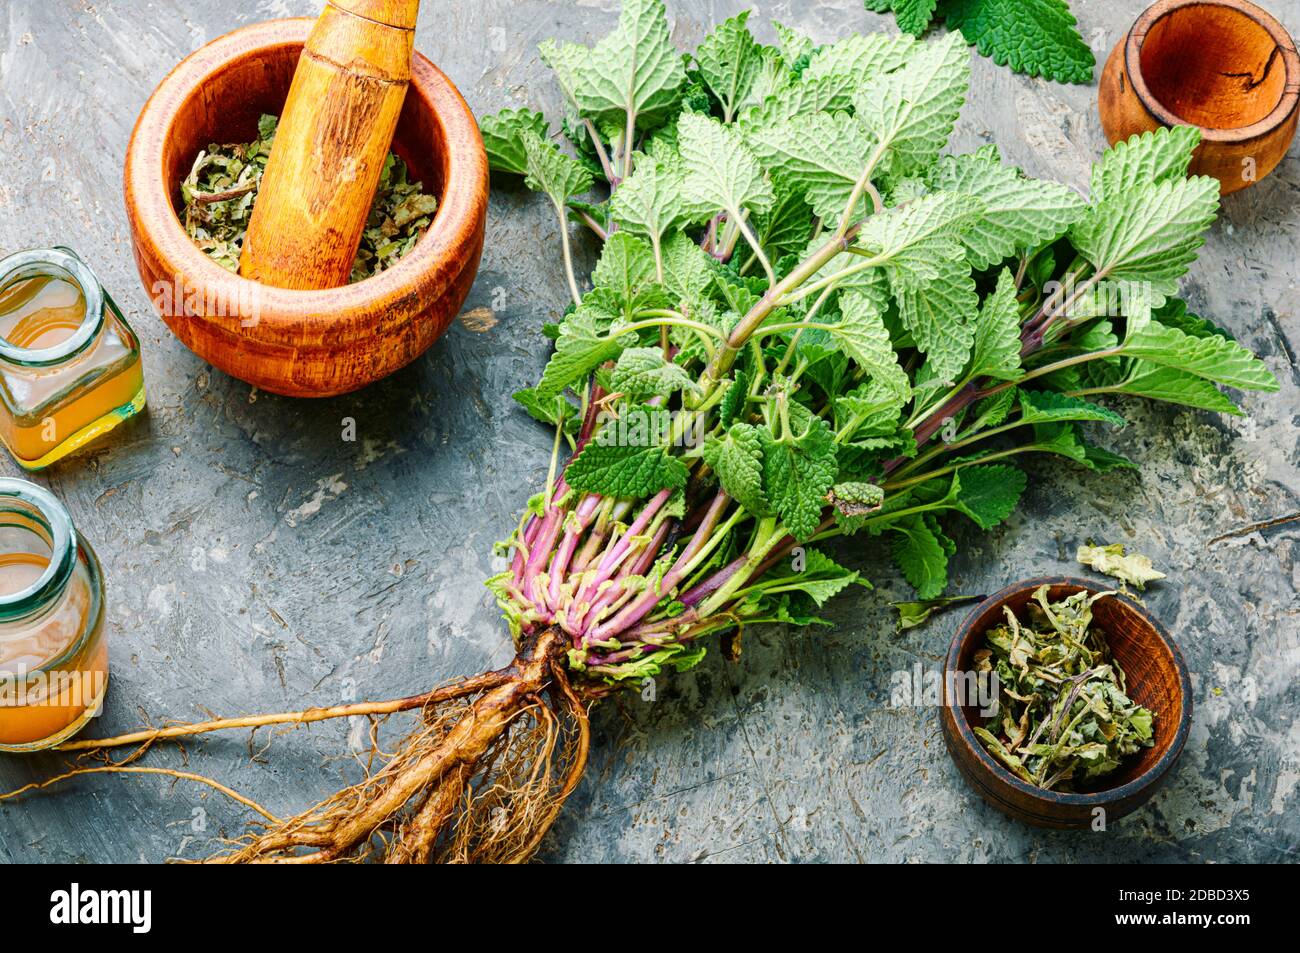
[179,114,437,283]
[1076,542,1166,590]
[974,585,1157,791]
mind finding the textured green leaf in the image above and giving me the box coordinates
[891,515,948,598]
[802,32,917,111]
[703,422,770,516]
[538,0,685,135]
[833,291,913,395]
[893,256,979,382]
[772,20,815,65]
[566,440,689,497]
[853,30,969,176]
[761,416,838,541]
[1018,389,1126,428]
[593,232,657,304]
[611,347,699,398]
[513,387,576,429]
[1105,363,1242,416]
[828,481,885,516]
[677,112,775,220]
[766,549,867,606]
[480,108,549,176]
[1072,176,1220,303]
[1121,321,1279,391]
[950,464,1026,529]
[609,154,692,250]
[930,146,1086,268]
[521,130,594,211]
[1091,126,1201,205]
[968,268,1022,381]
[855,191,978,285]
[694,11,763,120]
[748,184,815,263]
[719,372,750,427]
[745,111,878,225]
[536,303,627,398]
[943,0,1094,84]
[892,0,940,36]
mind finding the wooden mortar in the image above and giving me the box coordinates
[1099,0,1300,195]
[123,18,488,398]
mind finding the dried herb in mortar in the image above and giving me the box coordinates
[973,585,1156,791]
[180,114,438,283]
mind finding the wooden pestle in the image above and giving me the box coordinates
[239,0,420,290]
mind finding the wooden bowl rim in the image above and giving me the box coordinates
[1125,0,1300,143]
[943,575,1193,808]
[123,17,488,337]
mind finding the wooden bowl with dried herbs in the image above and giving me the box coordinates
[124,18,488,397]
[941,577,1191,829]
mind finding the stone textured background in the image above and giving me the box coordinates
[0,0,1296,863]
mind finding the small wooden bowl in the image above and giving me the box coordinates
[1099,0,1300,195]
[940,577,1192,829]
[124,18,488,397]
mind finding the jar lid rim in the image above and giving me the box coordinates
[0,248,105,366]
[0,478,77,624]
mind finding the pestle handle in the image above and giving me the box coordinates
[239,0,421,290]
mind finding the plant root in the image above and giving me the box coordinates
[7,628,589,864]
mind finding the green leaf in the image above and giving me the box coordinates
[565,440,689,497]
[761,416,838,541]
[832,291,912,396]
[1091,126,1201,205]
[513,387,575,429]
[748,183,815,264]
[855,191,978,285]
[521,129,594,207]
[1121,321,1279,391]
[853,29,969,177]
[1018,390,1127,428]
[536,302,627,397]
[968,268,1022,381]
[611,347,699,398]
[828,481,885,516]
[538,0,685,136]
[1072,176,1220,304]
[660,230,717,306]
[943,0,1095,84]
[890,594,983,631]
[745,111,879,225]
[703,422,770,516]
[694,11,763,121]
[480,108,549,175]
[1106,362,1243,416]
[801,33,918,112]
[891,514,948,598]
[719,372,750,427]
[772,20,814,66]
[893,257,979,383]
[592,232,658,305]
[609,154,692,251]
[930,147,1086,269]
[678,112,775,221]
[949,464,1026,529]
[891,0,941,36]
[756,548,867,606]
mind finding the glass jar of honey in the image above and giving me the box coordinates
[0,248,145,470]
[0,479,107,751]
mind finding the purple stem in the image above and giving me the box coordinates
[587,491,729,644]
[546,493,602,606]
[679,553,747,607]
[573,520,671,637]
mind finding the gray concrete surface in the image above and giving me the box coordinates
[0,0,1296,864]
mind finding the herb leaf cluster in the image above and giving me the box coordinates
[481,0,1277,684]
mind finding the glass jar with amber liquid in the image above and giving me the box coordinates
[0,479,107,751]
[0,248,145,469]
